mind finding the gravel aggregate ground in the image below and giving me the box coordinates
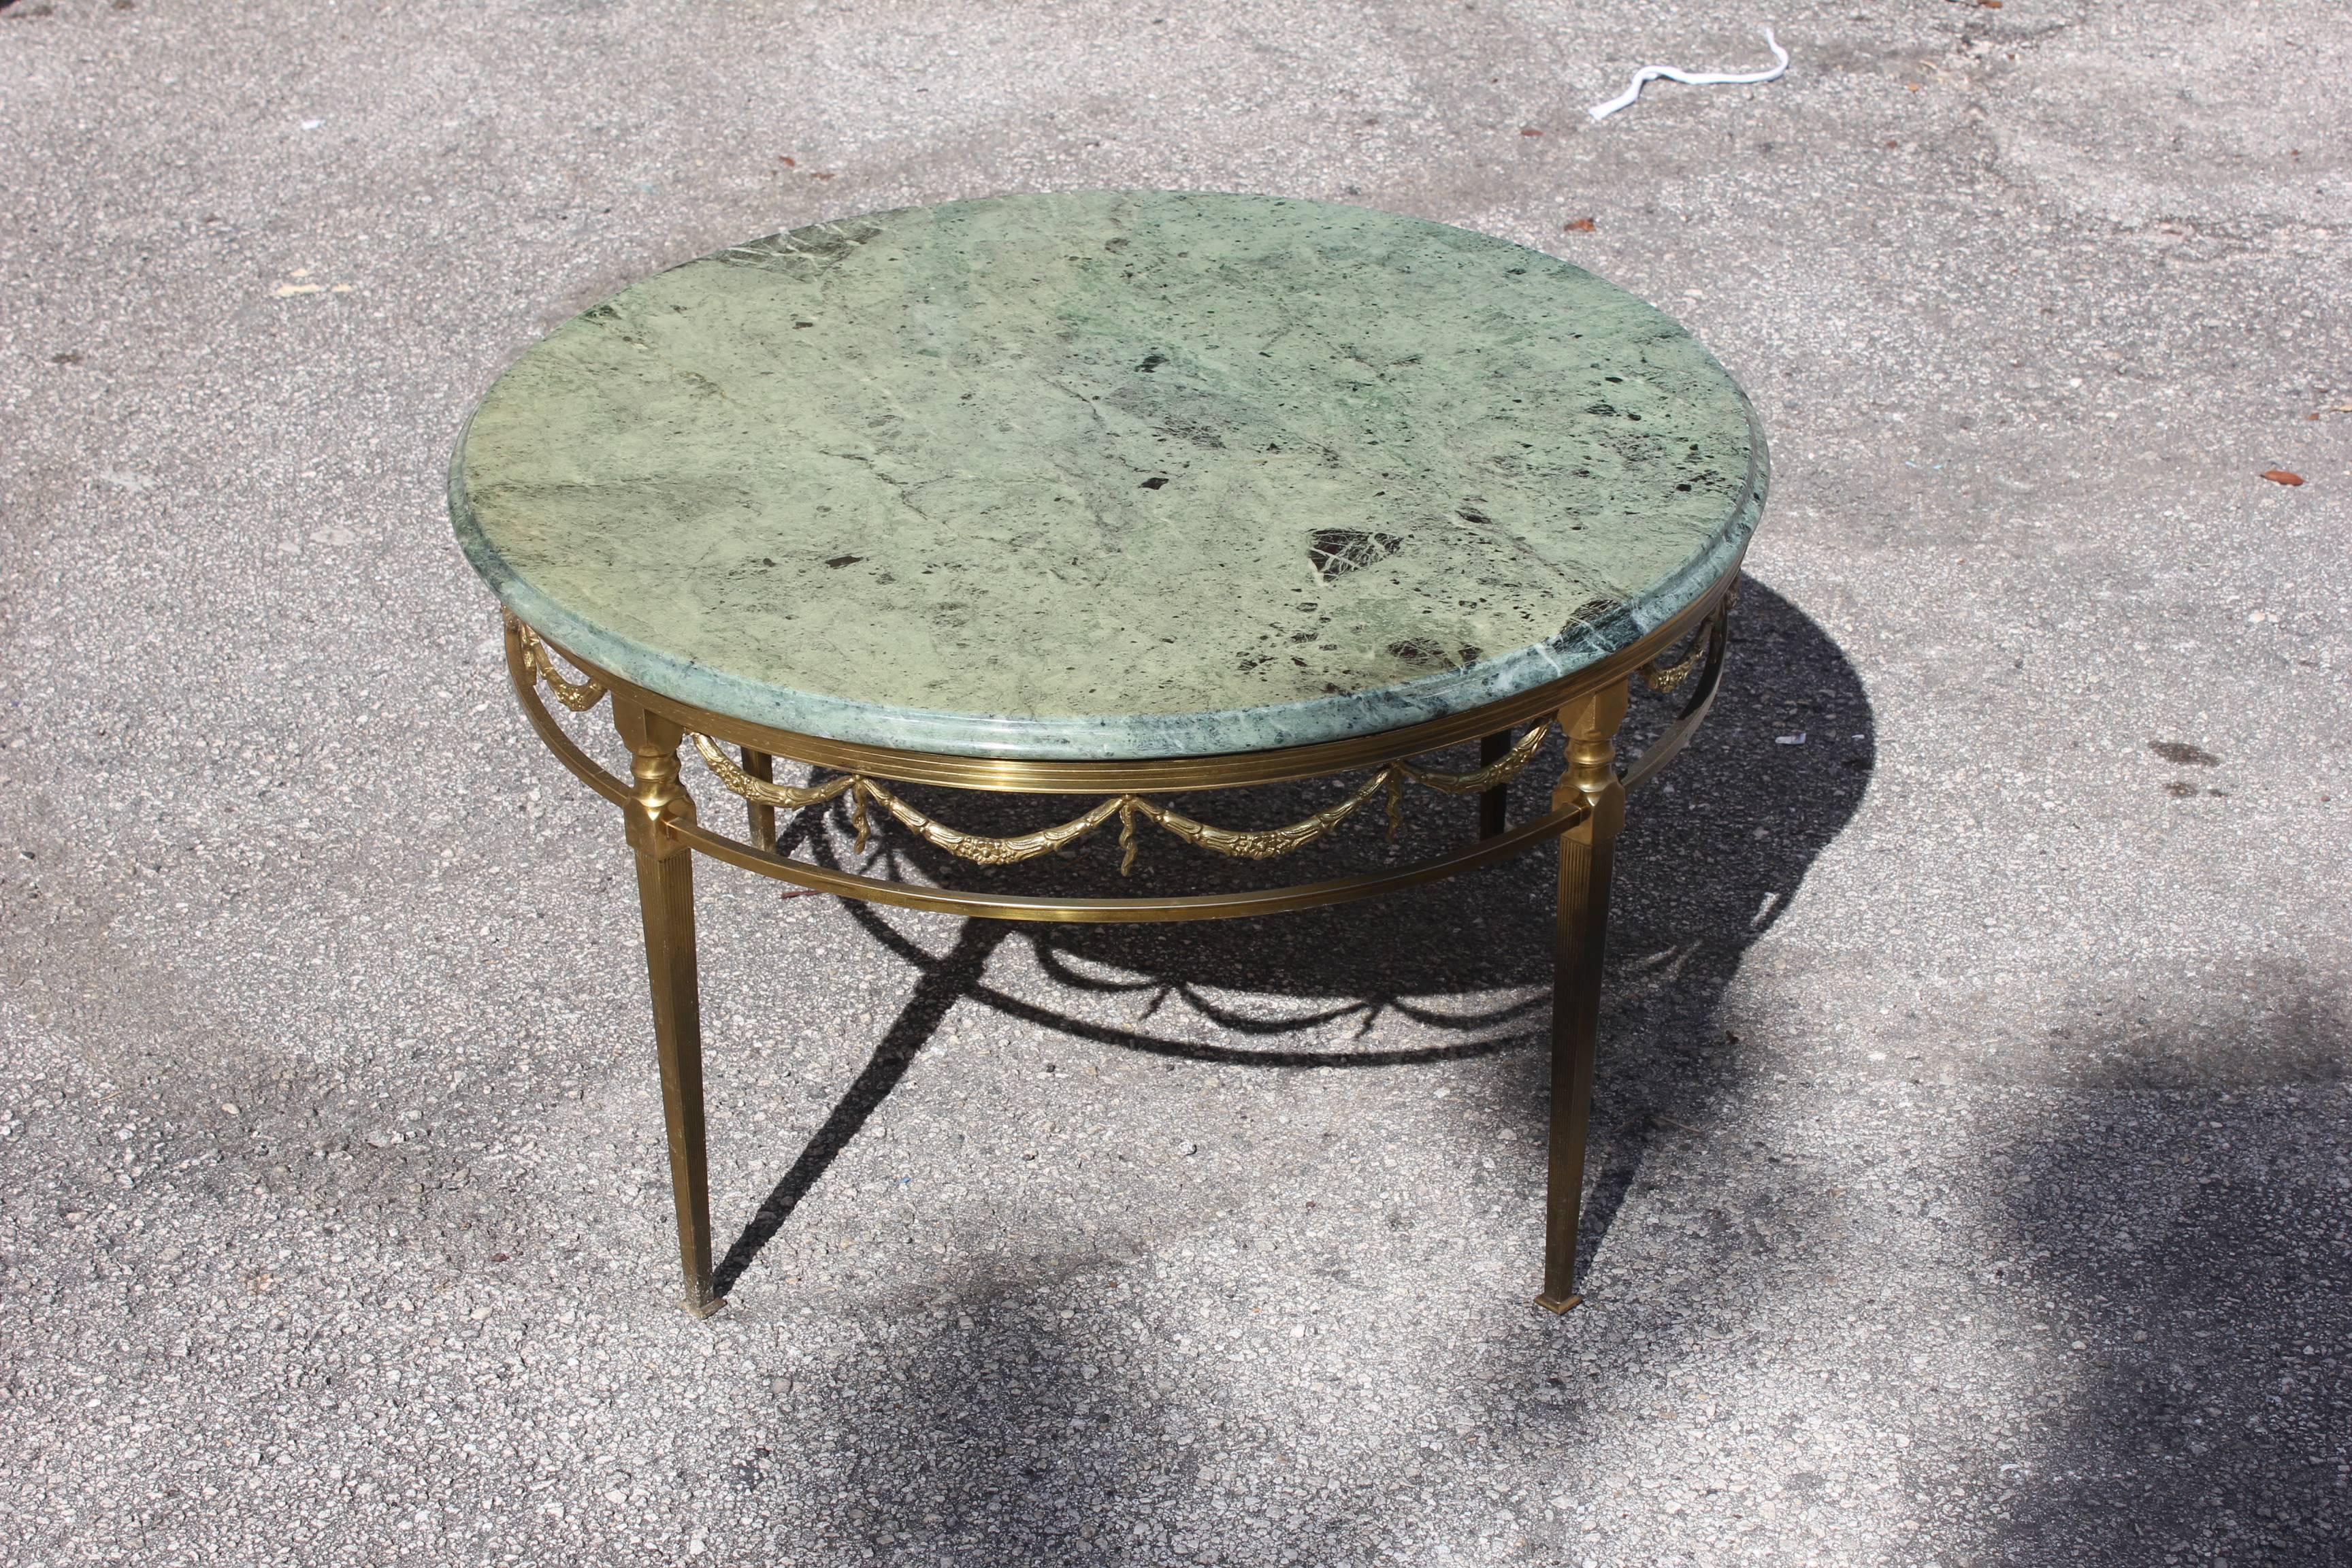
[3,1,2350,1564]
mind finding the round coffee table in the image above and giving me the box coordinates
[451,190,1767,1317]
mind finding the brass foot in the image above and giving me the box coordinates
[680,1292,728,1320]
[1533,1292,1584,1316]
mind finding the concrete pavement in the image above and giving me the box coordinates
[2,1,2347,1563]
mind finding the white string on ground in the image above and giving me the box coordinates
[1587,26,1788,122]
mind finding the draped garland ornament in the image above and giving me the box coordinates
[687,721,1553,875]
[512,598,1727,876]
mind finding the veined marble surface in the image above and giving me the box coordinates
[451,191,1766,759]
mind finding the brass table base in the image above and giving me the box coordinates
[500,576,1737,1318]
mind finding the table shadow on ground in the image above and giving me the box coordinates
[710,576,1874,1309]
[696,576,1876,1563]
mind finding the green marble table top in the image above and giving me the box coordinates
[452,191,1765,760]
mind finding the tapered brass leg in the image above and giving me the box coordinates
[1478,730,1512,838]
[740,747,778,853]
[1536,680,1629,1315]
[614,698,720,1317]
